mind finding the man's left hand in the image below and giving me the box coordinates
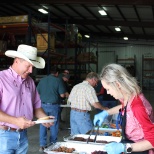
[42,122,54,128]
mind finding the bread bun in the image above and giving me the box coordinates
[37,116,50,121]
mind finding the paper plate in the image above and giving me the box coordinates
[34,119,56,124]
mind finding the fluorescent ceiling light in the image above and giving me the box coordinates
[115,27,121,31]
[84,35,90,38]
[123,37,128,40]
[38,9,48,14]
[98,10,107,16]
[42,5,48,9]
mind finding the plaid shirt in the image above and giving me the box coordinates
[68,81,98,111]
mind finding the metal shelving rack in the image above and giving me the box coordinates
[0,13,66,79]
[53,38,98,85]
[0,13,98,86]
[116,55,136,77]
[142,55,154,90]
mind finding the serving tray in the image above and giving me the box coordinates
[94,127,121,133]
[63,134,121,144]
[44,142,106,154]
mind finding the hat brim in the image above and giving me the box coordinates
[5,50,45,69]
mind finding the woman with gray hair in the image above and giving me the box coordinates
[94,63,154,154]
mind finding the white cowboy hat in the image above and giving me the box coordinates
[5,44,45,69]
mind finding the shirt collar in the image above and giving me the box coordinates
[9,66,25,82]
[83,80,90,85]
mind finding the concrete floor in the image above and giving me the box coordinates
[27,123,71,154]
[27,90,154,154]
[27,107,72,154]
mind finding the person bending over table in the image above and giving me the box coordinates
[94,63,154,154]
[0,44,54,154]
[68,72,107,135]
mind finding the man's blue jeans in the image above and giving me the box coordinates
[40,103,60,147]
[70,110,93,135]
[0,129,28,154]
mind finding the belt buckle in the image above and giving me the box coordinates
[7,127,16,132]
[7,127,22,132]
[16,128,25,132]
[7,127,11,131]
[16,128,20,132]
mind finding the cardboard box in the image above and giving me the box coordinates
[37,33,55,52]
[0,15,28,24]
[77,52,96,62]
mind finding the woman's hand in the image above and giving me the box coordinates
[104,142,124,154]
[93,110,109,126]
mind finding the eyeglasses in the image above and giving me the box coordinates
[93,79,98,86]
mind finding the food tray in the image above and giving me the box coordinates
[63,134,121,144]
[44,142,106,154]
[34,119,56,124]
[94,127,121,133]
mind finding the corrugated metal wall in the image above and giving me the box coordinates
[95,44,154,90]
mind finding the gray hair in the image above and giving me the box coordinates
[86,72,99,80]
[100,63,141,96]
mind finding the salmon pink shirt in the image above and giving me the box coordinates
[122,94,154,154]
[0,67,41,129]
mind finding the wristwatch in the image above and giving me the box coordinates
[125,143,132,153]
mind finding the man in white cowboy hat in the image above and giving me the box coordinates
[0,44,54,154]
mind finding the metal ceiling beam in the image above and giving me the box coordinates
[81,4,99,20]
[35,4,62,19]
[0,4,22,15]
[80,4,104,33]
[94,26,104,32]
[65,4,94,31]
[50,19,154,27]
[97,4,113,20]
[133,5,146,35]
[90,32,154,40]
[152,6,154,20]
[11,4,39,16]
[65,4,86,19]
[0,6,11,16]
[4,0,154,5]
[114,5,125,35]
[51,4,71,17]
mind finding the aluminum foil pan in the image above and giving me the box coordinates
[44,142,106,154]
[63,134,121,144]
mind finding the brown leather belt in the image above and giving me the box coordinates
[71,108,89,113]
[0,125,25,132]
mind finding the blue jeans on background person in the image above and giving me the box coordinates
[70,110,93,135]
[40,103,60,147]
[0,129,28,154]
